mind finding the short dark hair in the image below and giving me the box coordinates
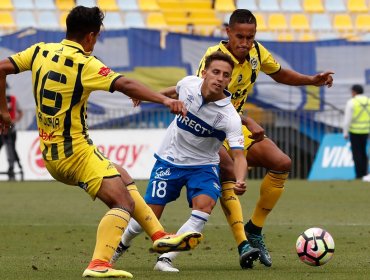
[204,51,234,71]
[229,9,256,27]
[66,6,104,40]
[352,84,364,94]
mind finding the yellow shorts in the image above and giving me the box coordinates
[223,125,253,157]
[44,144,120,199]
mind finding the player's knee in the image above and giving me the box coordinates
[276,154,292,172]
[192,198,216,214]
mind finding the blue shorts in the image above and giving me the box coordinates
[144,159,221,207]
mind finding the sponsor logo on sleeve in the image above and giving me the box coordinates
[98,66,111,77]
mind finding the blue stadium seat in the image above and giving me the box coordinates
[123,12,146,28]
[311,13,332,31]
[15,10,37,29]
[13,0,34,10]
[117,0,139,11]
[236,0,258,11]
[104,12,124,29]
[76,0,97,7]
[324,0,346,13]
[37,11,60,29]
[34,0,56,10]
[259,0,280,12]
[281,0,303,12]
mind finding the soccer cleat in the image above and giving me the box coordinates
[82,259,133,278]
[153,257,179,272]
[152,231,203,253]
[110,241,130,265]
[246,231,272,267]
[239,242,260,269]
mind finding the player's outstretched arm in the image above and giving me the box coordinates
[231,149,248,196]
[158,86,178,99]
[113,76,186,116]
[270,68,334,88]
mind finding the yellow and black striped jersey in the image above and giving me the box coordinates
[197,40,281,113]
[9,39,122,160]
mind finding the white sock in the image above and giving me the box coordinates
[159,210,209,261]
[121,218,143,247]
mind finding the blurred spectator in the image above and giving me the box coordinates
[213,22,228,38]
[343,84,370,180]
[0,83,23,181]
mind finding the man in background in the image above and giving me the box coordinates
[343,84,370,181]
[0,82,23,181]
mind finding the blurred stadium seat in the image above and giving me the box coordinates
[311,13,332,32]
[0,0,14,10]
[117,0,139,11]
[138,0,160,11]
[55,0,75,11]
[236,0,258,11]
[347,0,368,13]
[333,14,353,32]
[15,10,36,29]
[281,0,303,12]
[303,0,324,13]
[259,0,280,12]
[290,13,310,31]
[34,0,56,10]
[38,11,60,29]
[268,13,288,30]
[254,13,267,31]
[13,0,34,10]
[97,0,119,11]
[76,0,96,7]
[324,0,346,13]
[277,32,294,41]
[123,11,146,28]
[0,11,15,29]
[103,11,124,29]
[146,12,167,29]
[355,14,370,32]
[214,0,236,13]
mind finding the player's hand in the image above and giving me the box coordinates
[234,180,246,195]
[246,118,265,142]
[312,71,334,88]
[0,112,12,135]
[164,98,187,116]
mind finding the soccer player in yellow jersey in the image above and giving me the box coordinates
[197,9,334,268]
[0,6,202,278]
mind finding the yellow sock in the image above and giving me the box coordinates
[92,208,130,261]
[127,184,165,240]
[220,181,247,246]
[251,171,289,227]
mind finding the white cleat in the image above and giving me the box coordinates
[153,257,179,272]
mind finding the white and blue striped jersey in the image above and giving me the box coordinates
[155,75,244,167]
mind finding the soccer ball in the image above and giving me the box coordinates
[296,227,335,266]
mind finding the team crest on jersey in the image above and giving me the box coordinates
[154,167,171,180]
[98,66,111,77]
[250,57,258,70]
[237,74,243,83]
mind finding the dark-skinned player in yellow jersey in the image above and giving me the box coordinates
[197,9,334,268]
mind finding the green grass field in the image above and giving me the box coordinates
[0,180,369,280]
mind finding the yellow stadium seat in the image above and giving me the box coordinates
[0,0,13,10]
[290,13,310,31]
[254,13,267,31]
[59,11,69,29]
[146,12,167,29]
[55,0,75,11]
[268,13,288,31]
[214,0,236,12]
[355,14,370,32]
[163,11,189,26]
[333,14,353,32]
[299,32,316,41]
[303,0,324,13]
[347,0,368,13]
[277,32,294,42]
[0,11,15,28]
[97,0,119,11]
[138,0,160,11]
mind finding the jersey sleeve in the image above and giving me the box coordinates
[258,43,281,75]
[82,57,122,93]
[9,43,45,73]
[226,110,244,149]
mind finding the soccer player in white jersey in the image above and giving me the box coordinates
[110,51,260,270]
